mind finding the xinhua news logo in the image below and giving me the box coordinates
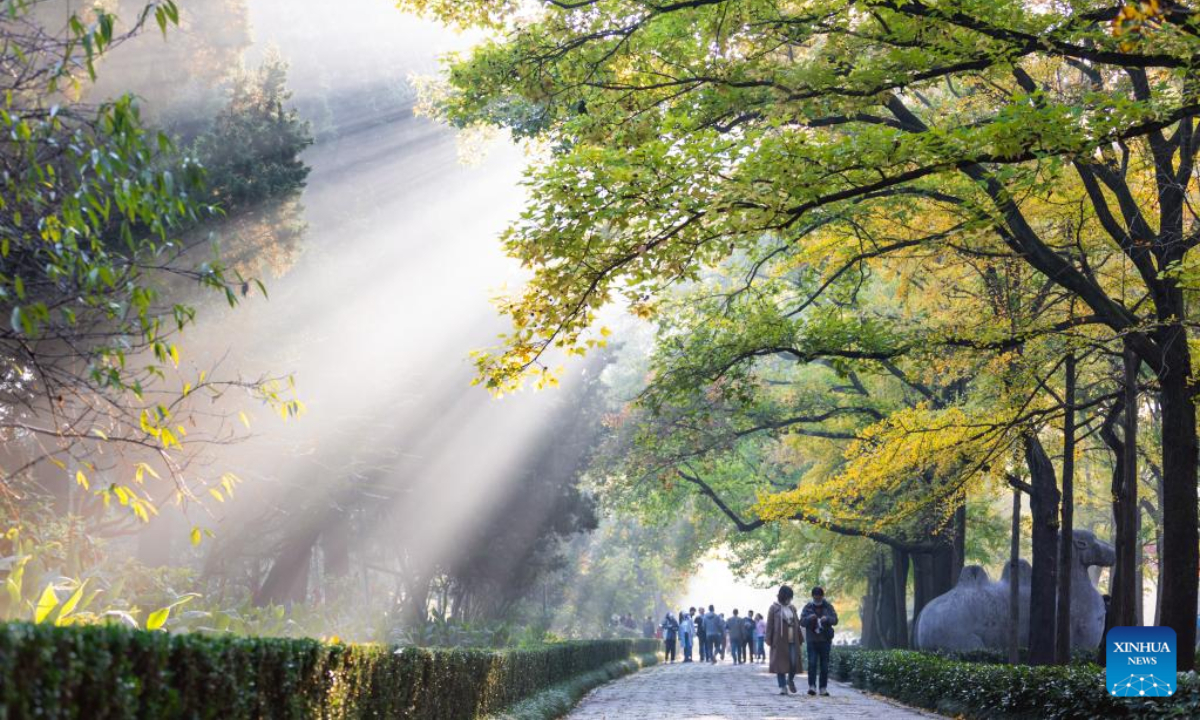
[1106,626,1177,697]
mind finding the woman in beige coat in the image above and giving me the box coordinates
[766,585,803,694]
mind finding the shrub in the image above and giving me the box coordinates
[0,622,659,719]
[831,647,1200,719]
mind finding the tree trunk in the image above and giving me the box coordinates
[1055,353,1076,664]
[930,542,957,600]
[1154,328,1198,670]
[1111,345,1140,631]
[1025,433,1060,665]
[255,526,320,606]
[1135,534,1145,625]
[912,552,933,618]
[876,553,898,648]
[1009,487,1022,664]
[892,546,910,649]
[951,503,967,583]
[860,593,878,649]
[1152,463,1164,627]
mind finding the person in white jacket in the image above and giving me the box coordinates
[678,609,695,662]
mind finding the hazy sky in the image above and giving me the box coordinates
[682,553,779,618]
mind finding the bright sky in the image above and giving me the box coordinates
[678,552,780,619]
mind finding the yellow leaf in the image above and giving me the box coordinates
[146,606,170,631]
[57,580,88,623]
[238,411,251,429]
[34,584,59,623]
[209,488,224,503]
[135,462,161,482]
[190,527,203,547]
[75,470,89,490]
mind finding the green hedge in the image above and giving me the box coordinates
[0,622,660,719]
[484,651,658,720]
[831,647,1200,719]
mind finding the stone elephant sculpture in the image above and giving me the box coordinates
[914,529,1115,653]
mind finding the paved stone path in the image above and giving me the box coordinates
[566,659,944,719]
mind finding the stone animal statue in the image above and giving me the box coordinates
[914,529,1114,653]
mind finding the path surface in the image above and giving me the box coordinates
[566,659,944,720]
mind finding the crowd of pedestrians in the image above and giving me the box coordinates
[653,585,838,697]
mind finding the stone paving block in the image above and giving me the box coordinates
[566,659,945,719]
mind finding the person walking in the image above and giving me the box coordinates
[717,613,727,660]
[754,612,766,662]
[703,605,722,664]
[643,615,657,640]
[740,611,751,663]
[767,585,803,695]
[800,586,838,696]
[662,612,679,663]
[678,609,694,662]
[727,609,745,664]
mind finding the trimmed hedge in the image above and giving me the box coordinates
[831,647,1200,719]
[0,622,660,719]
[484,651,658,720]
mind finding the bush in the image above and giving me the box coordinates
[831,648,1200,719]
[917,647,1099,667]
[484,651,658,720]
[0,622,660,719]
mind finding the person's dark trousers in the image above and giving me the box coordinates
[743,638,752,663]
[756,637,765,661]
[807,641,831,690]
[699,633,708,662]
[731,641,740,664]
[775,643,800,689]
[682,632,692,661]
[706,634,720,663]
[665,638,676,662]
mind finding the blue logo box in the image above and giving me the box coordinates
[1106,626,1176,697]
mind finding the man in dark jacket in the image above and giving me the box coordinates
[743,611,757,663]
[702,605,723,664]
[799,587,838,696]
[726,609,745,664]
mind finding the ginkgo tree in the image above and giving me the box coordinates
[589,225,1103,653]
[406,0,1200,666]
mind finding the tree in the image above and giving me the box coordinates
[1,1,301,530]
[408,0,1200,667]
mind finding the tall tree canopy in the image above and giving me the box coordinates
[406,0,1200,666]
